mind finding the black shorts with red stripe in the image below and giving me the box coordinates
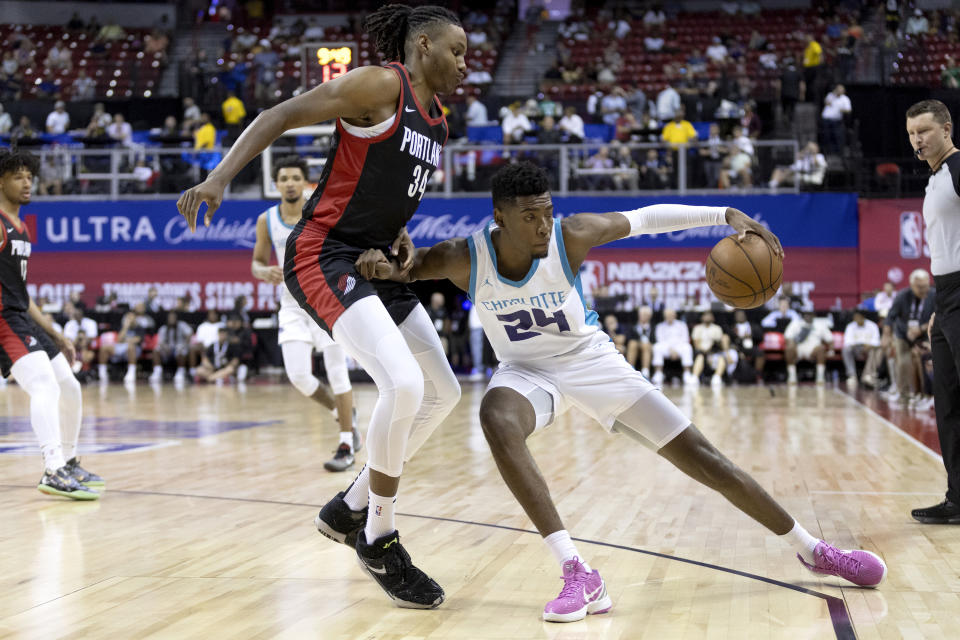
[285,234,419,335]
[0,310,59,377]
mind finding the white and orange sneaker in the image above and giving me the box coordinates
[542,557,612,622]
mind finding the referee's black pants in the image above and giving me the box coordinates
[932,270,960,504]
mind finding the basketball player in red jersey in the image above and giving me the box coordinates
[0,150,103,500]
[177,5,465,608]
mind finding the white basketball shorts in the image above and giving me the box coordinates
[278,305,335,350]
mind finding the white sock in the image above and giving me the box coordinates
[787,364,797,378]
[365,490,396,542]
[339,430,353,451]
[152,365,162,375]
[781,520,820,563]
[175,367,185,377]
[127,364,136,374]
[816,364,826,380]
[343,464,369,510]
[98,364,107,380]
[544,530,590,572]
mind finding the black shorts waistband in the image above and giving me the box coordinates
[934,270,960,292]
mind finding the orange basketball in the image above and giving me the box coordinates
[705,232,783,309]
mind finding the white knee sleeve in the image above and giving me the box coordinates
[333,296,424,477]
[281,341,320,397]
[322,343,351,396]
[51,354,82,460]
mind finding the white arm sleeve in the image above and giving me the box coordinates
[622,204,728,236]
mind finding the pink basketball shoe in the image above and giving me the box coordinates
[542,557,613,622]
[797,541,887,587]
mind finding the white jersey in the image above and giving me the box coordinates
[264,204,299,310]
[468,219,606,364]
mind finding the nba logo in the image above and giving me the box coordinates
[899,211,925,259]
[579,260,605,299]
[375,505,382,516]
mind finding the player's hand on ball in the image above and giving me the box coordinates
[725,208,784,258]
[390,226,415,276]
[355,249,393,280]
[177,178,225,232]
[262,265,284,285]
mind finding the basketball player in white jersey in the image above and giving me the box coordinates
[358,162,887,621]
[252,156,361,471]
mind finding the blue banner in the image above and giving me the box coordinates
[25,193,857,252]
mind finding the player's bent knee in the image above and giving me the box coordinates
[391,368,425,417]
[288,372,319,397]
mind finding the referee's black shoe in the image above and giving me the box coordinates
[356,530,445,609]
[911,500,960,524]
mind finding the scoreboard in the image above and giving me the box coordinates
[301,41,358,91]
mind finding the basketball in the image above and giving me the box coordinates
[705,232,783,309]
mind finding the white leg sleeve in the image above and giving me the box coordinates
[50,353,82,461]
[10,351,64,471]
[332,296,424,477]
[321,342,352,396]
[280,341,320,397]
[397,304,461,463]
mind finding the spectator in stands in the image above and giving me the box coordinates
[11,115,37,142]
[558,105,584,142]
[98,303,156,384]
[655,83,681,121]
[46,101,70,135]
[38,153,66,196]
[195,327,240,383]
[769,141,827,189]
[222,90,247,144]
[706,37,729,64]
[253,42,280,103]
[686,49,707,75]
[942,55,960,88]
[906,9,929,36]
[643,4,666,27]
[779,56,803,125]
[761,297,801,328]
[639,148,671,189]
[63,305,98,348]
[501,102,532,144]
[611,144,638,190]
[633,305,655,375]
[720,142,753,189]
[625,85,646,122]
[427,292,450,356]
[98,22,126,42]
[106,113,132,145]
[729,309,764,382]
[190,309,223,373]
[699,123,726,188]
[661,107,698,148]
[884,269,935,402]
[537,115,562,144]
[614,111,638,142]
[691,311,729,386]
[86,103,111,137]
[182,97,201,132]
[803,34,824,98]
[784,311,833,384]
[149,311,192,384]
[72,69,96,101]
[188,50,211,100]
[651,308,696,386]
[0,103,11,135]
[225,313,252,382]
[874,281,896,318]
[644,28,666,53]
[821,84,852,155]
[741,102,761,139]
[843,310,882,387]
[465,95,490,126]
[603,313,639,365]
[2,52,18,77]
[465,60,493,89]
[600,86,628,126]
[582,146,615,190]
[193,113,217,150]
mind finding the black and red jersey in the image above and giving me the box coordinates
[0,210,31,312]
[301,62,449,250]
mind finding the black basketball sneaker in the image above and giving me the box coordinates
[355,530,445,609]
[315,491,367,548]
[64,457,104,487]
[37,467,99,500]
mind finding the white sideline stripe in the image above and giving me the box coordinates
[832,389,943,463]
[810,490,943,496]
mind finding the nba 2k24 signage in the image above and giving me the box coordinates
[858,199,929,291]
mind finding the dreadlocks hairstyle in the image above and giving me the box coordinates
[906,99,953,125]
[363,4,461,63]
[271,154,310,182]
[0,148,40,178]
[490,162,551,210]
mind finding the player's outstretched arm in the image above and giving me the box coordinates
[355,239,471,291]
[560,206,784,269]
[177,66,401,232]
[251,213,283,285]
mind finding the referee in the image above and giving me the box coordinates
[906,99,960,524]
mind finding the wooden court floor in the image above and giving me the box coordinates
[1,380,958,639]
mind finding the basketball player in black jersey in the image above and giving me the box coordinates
[177,5,466,608]
[0,150,103,500]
